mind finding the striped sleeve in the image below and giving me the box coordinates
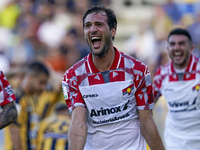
[135,65,154,110]
[0,70,16,106]
[62,69,85,113]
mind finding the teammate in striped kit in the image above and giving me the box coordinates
[0,69,17,129]
[153,28,200,149]
[62,5,165,150]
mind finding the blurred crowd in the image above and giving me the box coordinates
[0,0,100,74]
[0,0,200,149]
[122,0,200,78]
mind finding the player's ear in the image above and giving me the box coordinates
[111,27,116,39]
[190,44,195,52]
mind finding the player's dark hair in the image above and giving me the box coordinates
[27,61,49,77]
[82,5,117,40]
[167,28,192,42]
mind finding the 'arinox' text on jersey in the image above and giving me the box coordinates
[90,106,121,117]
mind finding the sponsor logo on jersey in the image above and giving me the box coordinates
[164,88,174,92]
[169,101,190,107]
[123,100,130,110]
[83,94,98,98]
[169,98,197,108]
[169,97,199,112]
[90,100,130,117]
[93,113,129,124]
[192,84,200,91]
[122,84,134,95]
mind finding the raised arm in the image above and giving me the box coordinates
[0,101,17,129]
[68,106,87,150]
[139,109,165,150]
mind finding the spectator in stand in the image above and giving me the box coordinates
[162,0,183,25]
[123,20,159,78]
[187,11,200,58]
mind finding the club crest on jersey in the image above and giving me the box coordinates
[122,84,134,95]
[192,84,200,91]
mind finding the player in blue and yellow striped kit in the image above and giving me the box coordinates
[37,103,71,150]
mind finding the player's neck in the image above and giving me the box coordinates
[174,66,186,73]
[92,47,115,72]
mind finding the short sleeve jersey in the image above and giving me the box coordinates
[62,48,154,150]
[0,70,16,106]
[153,55,200,148]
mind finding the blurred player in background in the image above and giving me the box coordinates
[153,28,200,149]
[5,61,50,150]
[37,103,71,150]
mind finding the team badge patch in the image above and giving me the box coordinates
[122,84,134,95]
[62,86,68,99]
[192,84,200,91]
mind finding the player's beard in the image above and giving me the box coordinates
[171,50,191,68]
[87,34,112,58]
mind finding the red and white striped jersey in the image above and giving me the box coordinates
[62,48,154,150]
[0,70,16,106]
[153,55,200,149]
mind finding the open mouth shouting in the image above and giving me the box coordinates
[91,36,101,49]
[173,51,183,60]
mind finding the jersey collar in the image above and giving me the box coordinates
[87,47,121,73]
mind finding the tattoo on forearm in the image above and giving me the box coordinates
[0,103,17,129]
